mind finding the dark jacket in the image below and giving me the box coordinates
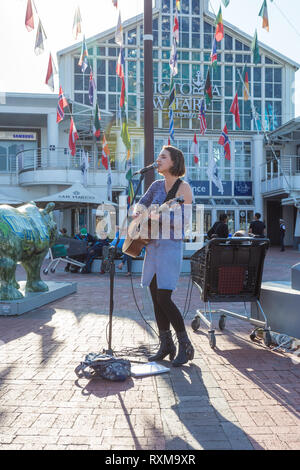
[207,221,229,239]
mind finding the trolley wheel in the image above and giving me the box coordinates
[191,317,200,331]
[208,330,216,349]
[263,329,272,347]
[50,268,56,273]
[43,269,48,275]
[219,315,226,330]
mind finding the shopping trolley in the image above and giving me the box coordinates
[190,237,271,349]
[43,239,87,274]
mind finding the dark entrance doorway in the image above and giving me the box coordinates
[267,200,282,245]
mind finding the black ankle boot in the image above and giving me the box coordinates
[148,330,176,362]
[172,331,194,367]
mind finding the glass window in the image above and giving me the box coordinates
[225,34,233,50]
[97,47,105,56]
[162,0,170,13]
[192,0,200,15]
[181,0,189,14]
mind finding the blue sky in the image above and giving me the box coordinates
[0,0,300,114]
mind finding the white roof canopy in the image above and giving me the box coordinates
[35,183,116,206]
[0,193,23,205]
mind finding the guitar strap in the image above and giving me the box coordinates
[164,178,183,203]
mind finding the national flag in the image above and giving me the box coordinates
[173,8,179,43]
[80,150,89,187]
[34,19,47,55]
[222,0,230,6]
[251,29,260,65]
[219,125,231,161]
[93,103,101,139]
[169,38,178,77]
[168,136,171,145]
[215,6,224,42]
[115,11,123,47]
[176,0,181,11]
[120,107,131,157]
[101,133,109,170]
[198,99,207,135]
[89,68,96,106]
[25,0,34,32]
[211,37,217,68]
[107,161,112,201]
[244,71,250,101]
[73,6,82,40]
[169,108,175,142]
[191,133,199,165]
[204,68,213,106]
[112,0,118,7]
[78,35,89,73]
[230,92,241,128]
[169,76,176,109]
[69,118,79,157]
[45,53,57,92]
[207,154,224,194]
[259,0,269,32]
[125,160,134,206]
[116,47,126,107]
[56,86,68,123]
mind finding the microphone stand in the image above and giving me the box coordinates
[104,171,146,355]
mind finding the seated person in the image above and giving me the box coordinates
[65,228,95,273]
[82,236,110,274]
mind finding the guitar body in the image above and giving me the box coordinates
[122,196,184,258]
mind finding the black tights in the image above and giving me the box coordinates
[149,275,185,333]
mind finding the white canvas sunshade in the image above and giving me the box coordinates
[35,182,116,206]
[0,192,23,205]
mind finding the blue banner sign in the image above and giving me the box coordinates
[212,181,232,196]
[234,181,252,197]
[190,180,210,197]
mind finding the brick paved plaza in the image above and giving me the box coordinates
[0,247,300,450]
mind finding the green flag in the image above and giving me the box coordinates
[120,106,131,155]
[251,29,260,65]
[204,68,213,107]
[222,0,230,7]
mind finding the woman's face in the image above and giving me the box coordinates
[156,149,174,175]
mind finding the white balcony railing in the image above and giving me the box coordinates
[260,155,300,195]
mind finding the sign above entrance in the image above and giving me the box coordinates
[234,181,252,197]
[190,180,209,197]
[0,131,37,141]
[153,71,222,119]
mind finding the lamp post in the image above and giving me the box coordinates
[144,0,155,190]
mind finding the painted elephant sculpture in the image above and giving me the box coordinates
[0,202,57,300]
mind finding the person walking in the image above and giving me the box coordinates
[279,219,286,251]
[134,145,194,367]
[249,213,266,237]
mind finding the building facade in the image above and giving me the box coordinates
[1,0,300,243]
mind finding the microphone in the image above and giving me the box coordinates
[133,162,158,176]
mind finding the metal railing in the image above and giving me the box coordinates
[15,148,128,173]
[260,154,300,193]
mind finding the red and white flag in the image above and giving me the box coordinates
[101,133,110,170]
[230,92,241,128]
[57,86,68,123]
[25,0,34,32]
[112,0,118,7]
[69,118,79,156]
[173,8,179,43]
[191,133,199,165]
[198,99,207,136]
[45,53,57,92]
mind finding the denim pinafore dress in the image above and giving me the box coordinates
[138,179,183,291]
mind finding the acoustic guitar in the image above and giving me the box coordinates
[122,196,184,258]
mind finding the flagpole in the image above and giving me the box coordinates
[144,0,155,190]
